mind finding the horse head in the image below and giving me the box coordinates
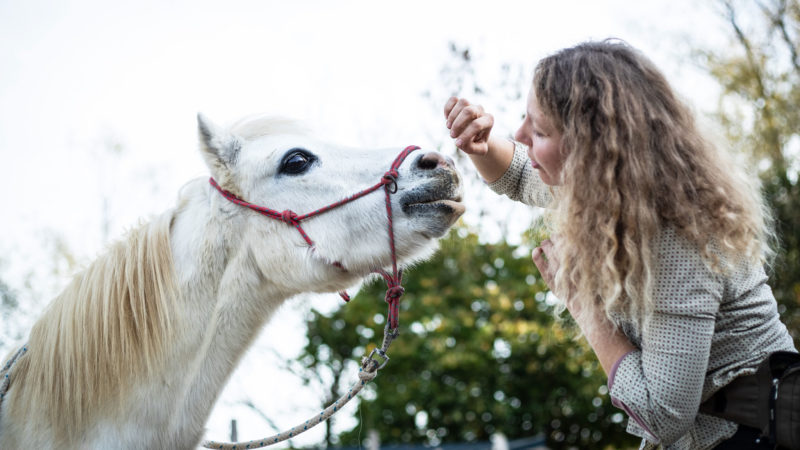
[196,113,465,295]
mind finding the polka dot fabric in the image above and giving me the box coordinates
[489,142,797,449]
[487,142,553,207]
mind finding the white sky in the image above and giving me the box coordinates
[0,0,730,446]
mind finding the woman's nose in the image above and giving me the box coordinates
[514,126,531,147]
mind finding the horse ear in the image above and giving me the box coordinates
[197,113,241,179]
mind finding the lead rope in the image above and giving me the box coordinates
[202,146,419,449]
[0,345,28,413]
[201,325,398,450]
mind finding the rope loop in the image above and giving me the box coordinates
[280,210,300,226]
[358,366,379,381]
[382,170,399,194]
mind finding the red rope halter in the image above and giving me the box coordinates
[208,145,420,330]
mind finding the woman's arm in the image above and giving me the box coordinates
[532,239,636,376]
[534,232,723,445]
[568,296,637,377]
[466,136,515,183]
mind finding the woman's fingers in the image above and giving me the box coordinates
[533,239,559,288]
[444,96,459,121]
[540,239,555,259]
[444,98,494,155]
[444,97,469,127]
[449,103,484,137]
[532,246,553,287]
[455,115,493,154]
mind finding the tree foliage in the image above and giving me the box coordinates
[696,0,800,342]
[299,228,637,449]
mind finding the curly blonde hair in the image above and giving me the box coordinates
[534,40,774,328]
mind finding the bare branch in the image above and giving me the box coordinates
[722,0,785,166]
[724,0,763,84]
[755,0,800,72]
[241,400,283,433]
[773,0,800,73]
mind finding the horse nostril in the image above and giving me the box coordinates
[415,151,453,170]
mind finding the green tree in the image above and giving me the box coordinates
[299,227,638,449]
[696,0,800,343]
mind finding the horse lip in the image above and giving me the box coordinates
[400,189,462,207]
[399,192,465,217]
[402,193,463,207]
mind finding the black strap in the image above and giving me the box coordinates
[700,373,762,430]
[700,351,800,448]
[768,377,778,445]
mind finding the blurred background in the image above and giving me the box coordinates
[1,0,798,448]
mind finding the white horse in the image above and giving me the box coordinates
[0,114,464,449]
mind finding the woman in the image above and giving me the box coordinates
[444,40,796,449]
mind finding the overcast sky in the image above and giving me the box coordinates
[0,0,730,446]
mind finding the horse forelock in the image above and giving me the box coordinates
[228,114,311,141]
[11,210,178,439]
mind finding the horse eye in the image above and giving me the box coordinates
[279,149,316,175]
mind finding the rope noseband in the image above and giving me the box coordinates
[202,145,420,449]
[208,145,418,330]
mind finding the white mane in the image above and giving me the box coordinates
[6,213,177,443]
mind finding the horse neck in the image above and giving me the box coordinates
[163,181,293,430]
[172,180,291,343]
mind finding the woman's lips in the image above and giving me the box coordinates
[531,159,541,169]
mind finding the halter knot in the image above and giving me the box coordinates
[280,210,300,226]
[385,285,405,301]
[382,169,400,193]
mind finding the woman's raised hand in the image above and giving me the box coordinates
[444,97,494,155]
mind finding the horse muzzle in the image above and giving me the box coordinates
[398,151,465,234]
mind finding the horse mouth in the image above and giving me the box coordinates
[402,197,464,215]
[400,189,465,218]
[398,167,465,237]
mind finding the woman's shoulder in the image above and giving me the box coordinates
[653,226,712,272]
[653,225,768,303]
[655,226,758,273]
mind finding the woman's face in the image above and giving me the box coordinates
[514,87,565,186]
